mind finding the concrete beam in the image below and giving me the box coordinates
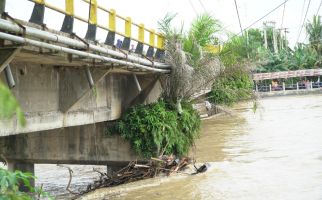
[0,47,20,73]
[59,68,111,113]
[0,122,138,166]
[128,75,160,107]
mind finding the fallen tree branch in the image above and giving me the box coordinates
[57,164,80,195]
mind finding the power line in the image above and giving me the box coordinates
[302,0,322,43]
[280,0,287,28]
[299,0,307,22]
[234,0,244,35]
[188,0,198,16]
[236,0,289,36]
[296,0,311,43]
[316,0,322,15]
[198,0,207,12]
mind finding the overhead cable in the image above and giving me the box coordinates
[235,0,289,36]
[316,0,322,15]
[296,0,312,43]
[234,0,244,35]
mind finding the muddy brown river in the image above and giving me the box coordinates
[33,94,322,199]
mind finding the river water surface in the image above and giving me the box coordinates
[36,95,322,199]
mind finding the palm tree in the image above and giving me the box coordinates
[183,13,222,67]
[306,15,322,54]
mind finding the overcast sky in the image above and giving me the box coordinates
[5,0,322,48]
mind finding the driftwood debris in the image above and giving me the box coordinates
[80,155,193,195]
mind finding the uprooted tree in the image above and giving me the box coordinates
[115,13,223,159]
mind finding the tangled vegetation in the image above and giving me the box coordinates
[114,13,223,158]
[116,100,200,158]
[209,66,254,105]
[0,167,50,200]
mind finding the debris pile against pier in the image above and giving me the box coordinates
[82,155,192,194]
[60,155,209,197]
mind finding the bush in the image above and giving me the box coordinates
[115,100,200,158]
[0,167,50,200]
[209,66,253,105]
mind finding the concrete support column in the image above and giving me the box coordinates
[0,0,6,13]
[255,84,258,92]
[310,81,313,90]
[269,84,272,92]
[296,82,299,90]
[282,82,285,91]
[8,162,35,192]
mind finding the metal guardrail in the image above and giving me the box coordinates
[253,69,322,81]
[256,82,322,92]
[26,0,164,58]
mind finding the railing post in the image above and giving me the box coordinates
[296,82,299,90]
[85,0,97,41]
[146,29,155,57]
[282,82,285,91]
[29,0,45,25]
[155,34,165,59]
[105,9,116,46]
[61,0,74,33]
[135,23,144,54]
[121,17,131,50]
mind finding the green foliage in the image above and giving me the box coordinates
[220,28,264,67]
[0,81,25,126]
[220,36,248,67]
[183,13,221,67]
[257,44,320,72]
[186,13,222,48]
[0,167,51,200]
[158,13,221,68]
[306,15,322,54]
[208,66,254,105]
[116,100,200,158]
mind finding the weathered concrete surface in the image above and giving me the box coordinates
[0,122,138,165]
[0,61,162,136]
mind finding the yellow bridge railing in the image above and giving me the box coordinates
[27,0,164,58]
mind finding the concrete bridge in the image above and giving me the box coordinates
[0,0,171,177]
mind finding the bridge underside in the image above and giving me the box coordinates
[0,23,165,172]
[0,60,162,136]
[0,122,137,166]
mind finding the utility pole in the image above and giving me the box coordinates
[277,27,289,50]
[279,29,283,50]
[246,29,250,58]
[263,23,268,49]
[272,23,278,53]
[263,21,278,53]
[283,28,289,48]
